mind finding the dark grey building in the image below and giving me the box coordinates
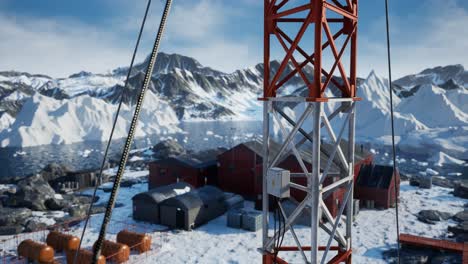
[132,182,193,224]
[159,185,227,230]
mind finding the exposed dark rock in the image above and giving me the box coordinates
[6,174,55,211]
[432,176,455,188]
[453,210,468,223]
[417,210,452,225]
[62,194,99,205]
[430,254,462,264]
[383,247,433,264]
[68,205,87,218]
[45,198,65,211]
[382,246,462,264]
[121,178,140,188]
[66,201,121,218]
[24,219,47,232]
[448,221,468,242]
[399,172,410,181]
[454,180,468,199]
[409,177,419,187]
[0,207,32,226]
[68,71,93,78]
[40,163,72,182]
[54,216,85,228]
[0,225,24,235]
[400,248,432,264]
[410,175,433,189]
[101,185,113,193]
[152,139,186,159]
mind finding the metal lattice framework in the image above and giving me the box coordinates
[261,101,356,263]
[262,0,358,100]
[261,0,359,263]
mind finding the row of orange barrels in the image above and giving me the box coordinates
[17,230,152,264]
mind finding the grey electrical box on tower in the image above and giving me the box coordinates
[267,168,290,198]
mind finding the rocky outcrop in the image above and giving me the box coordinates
[454,180,468,199]
[0,225,24,235]
[0,207,32,226]
[451,210,468,242]
[417,210,452,225]
[40,163,72,182]
[432,176,455,188]
[448,222,468,243]
[453,210,468,223]
[383,247,462,264]
[45,197,66,210]
[152,139,186,159]
[24,219,47,232]
[410,175,432,189]
[6,174,56,211]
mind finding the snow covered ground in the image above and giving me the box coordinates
[1,175,465,263]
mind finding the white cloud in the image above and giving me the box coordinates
[1,0,465,78]
[358,0,468,78]
[0,0,261,77]
[0,13,137,78]
[162,0,261,73]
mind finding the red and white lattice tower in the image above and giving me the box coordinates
[260,0,359,263]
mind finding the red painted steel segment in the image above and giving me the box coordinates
[263,0,358,99]
[399,234,464,252]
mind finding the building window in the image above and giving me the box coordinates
[159,168,167,177]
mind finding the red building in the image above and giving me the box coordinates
[217,140,267,199]
[354,164,400,209]
[217,140,369,217]
[148,148,225,190]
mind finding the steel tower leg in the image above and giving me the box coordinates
[311,102,322,262]
[262,0,358,262]
[262,100,271,250]
[346,102,356,264]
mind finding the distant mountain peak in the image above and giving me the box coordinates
[394,64,468,89]
[68,71,93,78]
[420,64,465,75]
[113,52,225,77]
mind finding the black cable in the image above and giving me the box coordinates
[73,1,152,263]
[273,198,279,263]
[384,0,401,263]
[279,200,285,248]
[92,0,173,262]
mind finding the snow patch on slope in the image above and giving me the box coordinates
[44,75,125,97]
[398,126,468,159]
[396,85,468,127]
[0,113,14,131]
[429,151,466,166]
[0,92,181,147]
[356,71,426,137]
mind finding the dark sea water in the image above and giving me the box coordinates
[0,121,263,178]
[0,120,466,180]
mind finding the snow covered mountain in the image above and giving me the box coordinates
[354,70,467,159]
[0,53,466,157]
[394,64,468,89]
[0,92,180,147]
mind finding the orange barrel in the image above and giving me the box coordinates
[46,231,81,252]
[93,240,130,263]
[18,239,55,264]
[66,249,106,264]
[116,230,152,253]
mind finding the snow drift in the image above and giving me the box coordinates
[0,92,181,147]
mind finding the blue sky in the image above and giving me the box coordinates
[0,0,467,78]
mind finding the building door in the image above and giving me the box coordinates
[176,208,185,229]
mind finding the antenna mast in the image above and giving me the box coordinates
[261,0,359,263]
